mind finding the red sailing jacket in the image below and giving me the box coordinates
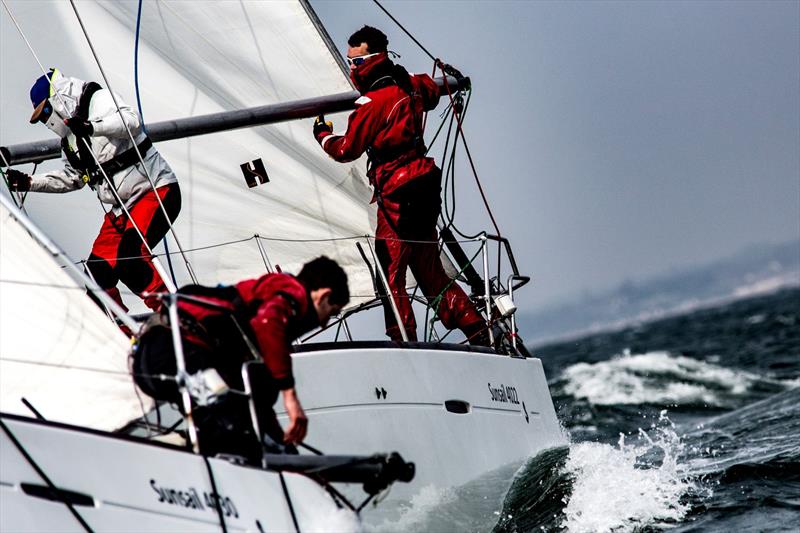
[318,70,441,199]
[176,273,315,390]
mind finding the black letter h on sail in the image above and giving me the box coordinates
[240,158,269,188]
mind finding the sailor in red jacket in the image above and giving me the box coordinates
[314,26,485,344]
[132,256,349,458]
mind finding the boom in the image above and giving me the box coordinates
[1,75,468,166]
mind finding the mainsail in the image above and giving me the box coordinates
[1,0,375,313]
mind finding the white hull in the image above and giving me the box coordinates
[0,415,358,532]
[287,345,566,500]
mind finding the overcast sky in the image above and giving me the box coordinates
[314,0,799,308]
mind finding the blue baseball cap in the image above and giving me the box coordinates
[29,69,56,123]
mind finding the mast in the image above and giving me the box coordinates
[299,0,350,78]
[0,76,469,166]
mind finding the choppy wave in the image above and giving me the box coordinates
[562,416,698,532]
[683,388,800,476]
[492,413,703,532]
[557,350,797,408]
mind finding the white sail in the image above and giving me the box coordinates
[1,0,375,312]
[0,200,151,430]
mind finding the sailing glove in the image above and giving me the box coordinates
[64,116,94,137]
[5,168,31,192]
[313,115,333,143]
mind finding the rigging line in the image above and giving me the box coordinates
[424,102,453,156]
[131,376,155,438]
[439,105,457,229]
[0,278,376,299]
[0,418,95,533]
[443,89,471,232]
[0,278,136,295]
[0,0,48,75]
[320,483,357,513]
[82,261,117,323]
[79,233,483,255]
[0,0,75,219]
[279,472,302,533]
[21,398,45,420]
[127,349,157,438]
[68,0,197,285]
[0,356,181,381]
[135,0,177,288]
[371,0,436,62]
[134,0,148,136]
[201,456,229,533]
[438,66,502,238]
[253,234,275,272]
[256,233,480,244]
[255,234,367,244]
[1,0,173,296]
[80,235,258,263]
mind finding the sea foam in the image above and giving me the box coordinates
[560,350,795,407]
[561,413,697,531]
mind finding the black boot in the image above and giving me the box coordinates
[463,322,492,348]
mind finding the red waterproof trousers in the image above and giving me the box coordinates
[375,170,483,342]
[87,184,181,311]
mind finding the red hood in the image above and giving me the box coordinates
[350,52,392,93]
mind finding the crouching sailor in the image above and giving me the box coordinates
[6,68,180,312]
[132,256,349,459]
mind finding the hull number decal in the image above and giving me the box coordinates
[150,479,239,518]
[488,382,520,405]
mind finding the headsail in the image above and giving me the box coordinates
[1,0,375,311]
[0,199,151,430]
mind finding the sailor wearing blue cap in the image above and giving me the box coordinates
[7,69,182,314]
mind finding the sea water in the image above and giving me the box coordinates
[369,287,799,532]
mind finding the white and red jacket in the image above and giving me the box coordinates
[29,71,176,215]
